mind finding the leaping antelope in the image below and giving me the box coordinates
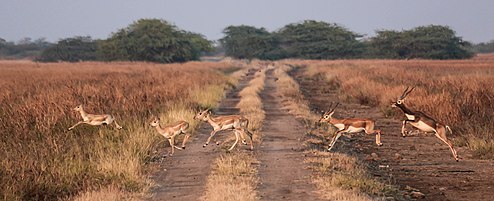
[149,117,191,156]
[68,104,123,131]
[392,86,459,161]
[194,109,254,151]
[319,102,383,152]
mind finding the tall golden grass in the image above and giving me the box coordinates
[273,63,397,200]
[0,60,234,200]
[202,67,266,201]
[290,58,494,158]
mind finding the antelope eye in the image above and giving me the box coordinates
[324,115,329,118]
[397,100,402,104]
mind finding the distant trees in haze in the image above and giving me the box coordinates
[471,40,494,53]
[3,19,492,62]
[0,37,52,59]
[37,36,98,62]
[36,19,212,63]
[220,22,475,60]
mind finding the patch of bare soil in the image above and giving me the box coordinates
[147,73,254,201]
[292,68,494,201]
[256,69,323,200]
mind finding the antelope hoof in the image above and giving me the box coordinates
[216,141,220,145]
[203,144,207,148]
[242,140,247,145]
[68,128,73,131]
[182,146,186,150]
[377,143,383,146]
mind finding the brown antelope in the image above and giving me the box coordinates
[68,104,122,131]
[194,109,254,151]
[149,117,191,156]
[319,102,382,152]
[392,86,459,161]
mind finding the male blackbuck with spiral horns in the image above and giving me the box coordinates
[149,117,191,156]
[194,109,254,151]
[319,102,383,152]
[68,104,123,131]
[392,86,459,161]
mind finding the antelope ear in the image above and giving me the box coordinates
[329,111,335,116]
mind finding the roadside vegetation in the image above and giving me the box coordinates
[0,60,234,200]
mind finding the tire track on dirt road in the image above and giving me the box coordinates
[292,67,494,201]
[147,71,255,201]
[256,69,323,200]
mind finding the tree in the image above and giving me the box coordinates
[220,25,283,60]
[367,25,473,59]
[277,20,364,59]
[99,19,212,63]
[38,36,97,62]
[471,40,494,53]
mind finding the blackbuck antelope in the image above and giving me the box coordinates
[392,87,459,161]
[194,109,254,151]
[319,103,382,152]
[68,104,123,131]
[149,117,191,156]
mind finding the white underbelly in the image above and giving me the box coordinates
[410,121,435,132]
[333,123,345,130]
[346,126,365,133]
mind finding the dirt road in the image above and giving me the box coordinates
[147,73,252,201]
[292,68,494,201]
[256,69,323,200]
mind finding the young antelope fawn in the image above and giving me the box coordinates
[149,117,191,156]
[319,102,382,152]
[68,104,122,131]
[194,109,254,151]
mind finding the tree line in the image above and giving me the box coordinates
[1,18,493,62]
[221,21,475,60]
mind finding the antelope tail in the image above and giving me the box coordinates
[446,125,452,135]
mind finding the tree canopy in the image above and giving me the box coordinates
[277,20,364,59]
[37,36,97,62]
[99,19,212,63]
[219,25,283,60]
[367,25,473,59]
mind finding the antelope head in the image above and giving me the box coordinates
[319,102,340,123]
[149,117,160,127]
[392,86,415,108]
[73,104,83,112]
[193,109,211,121]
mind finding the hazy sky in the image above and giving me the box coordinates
[1,0,493,43]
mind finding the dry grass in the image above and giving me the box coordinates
[0,60,234,200]
[292,58,494,158]
[202,67,266,201]
[273,63,397,200]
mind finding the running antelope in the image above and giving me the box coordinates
[319,102,382,152]
[392,86,459,161]
[68,104,122,131]
[194,109,254,151]
[149,117,191,156]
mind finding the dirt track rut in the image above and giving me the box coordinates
[256,69,323,200]
[147,73,253,201]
